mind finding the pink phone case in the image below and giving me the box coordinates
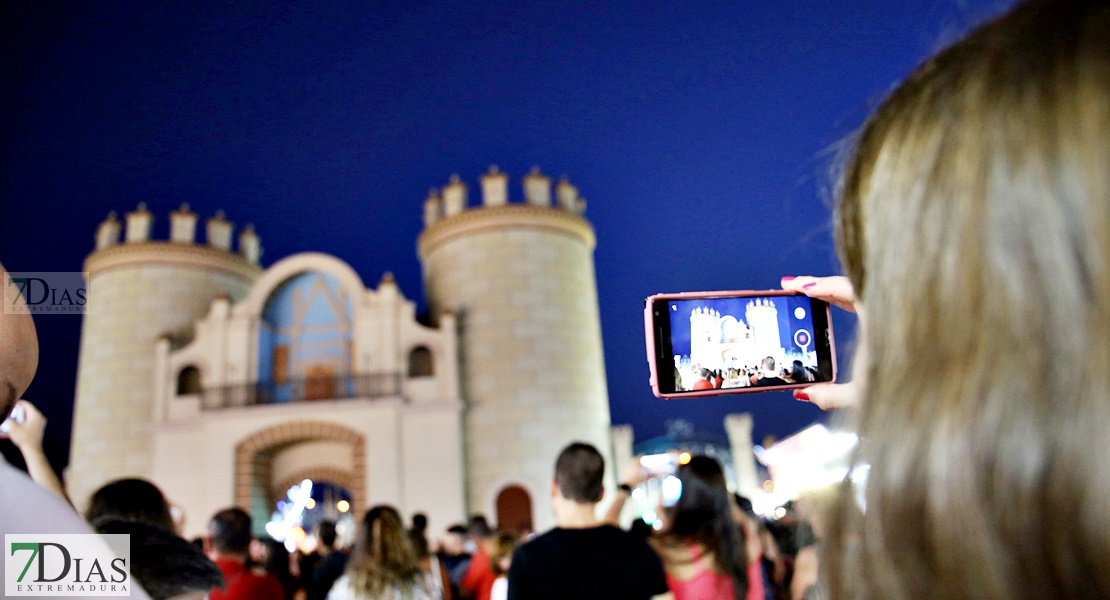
[644,290,837,399]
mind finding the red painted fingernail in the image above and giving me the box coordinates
[802,282,816,290]
[780,276,796,282]
[793,391,810,401]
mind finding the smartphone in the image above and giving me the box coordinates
[640,453,677,477]
[0,404,26,434]
[645,290,836,399]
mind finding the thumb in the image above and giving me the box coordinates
[792,381,859,410]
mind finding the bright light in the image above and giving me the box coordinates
[652,520,663,531]
[305,498,316,509]
[762,480,774,492]
[642,510,658,524]
[774,507,787,519]
[662,475,682,506]
[794,307,806,319]
[337,500,350,513]
[631,488,644,500]
[265,479,314,542]
[290,527,306,542]
[678,452,692,465]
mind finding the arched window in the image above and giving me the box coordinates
[407,346,434,378]
[176,366,202,395]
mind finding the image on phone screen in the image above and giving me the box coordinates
[648,293,834,396]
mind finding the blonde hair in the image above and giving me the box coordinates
[829,1,1110,599]
[489,531,519,576]
[346,505,427,599]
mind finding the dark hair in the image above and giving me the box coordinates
[95,518,223,600]
[554,442,605,503]
[258,537,296,598]
[317,520,338,548]
[447,524,468,535]
[86,478,175,533]
[208,508,253,555]
[665,456,747,600]
[467,514,492,538]
[629,518,654,540]
[411,513,428,531]
[733,493,756,517]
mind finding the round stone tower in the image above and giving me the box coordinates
[67,203,262,509]
[418,166,613,529]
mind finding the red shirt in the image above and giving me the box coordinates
[460,547,497,600]
[210,558,285,600]
[692,378,714,391]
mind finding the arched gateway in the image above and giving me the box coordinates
[235,421,366,531]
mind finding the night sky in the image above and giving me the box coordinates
[1,0,1013,473]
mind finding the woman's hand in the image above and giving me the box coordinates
[1,399,47,452]
[0,399,70,503]
[780,275,857,313]
[780,276,861,410]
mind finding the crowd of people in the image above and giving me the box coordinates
[1,0,1107,598]
[0,397,844,600]
[686,357,817,392]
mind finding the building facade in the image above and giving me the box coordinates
[68,168,616,538]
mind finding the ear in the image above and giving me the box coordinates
[203,536,213,555]
[550,478,559,500]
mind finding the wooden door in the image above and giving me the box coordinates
[304,364,336,401]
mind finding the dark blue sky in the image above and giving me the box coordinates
[1,0,1012,471]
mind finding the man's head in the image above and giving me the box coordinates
[761,356,776,373]
[316,519,338,549]
[553,442,605,504]
[0,262,39,421]
[442,524,467,555]
[466,514,491,540]
[96,518,223,600]
[207,508,253,558]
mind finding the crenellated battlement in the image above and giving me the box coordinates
[422,166,587,228]
[745,297,778,313]
[93,203,262,265]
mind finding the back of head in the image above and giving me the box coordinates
[489,531,519,576]
[467,514,492,539]
[86,478,175,533]
[553,442,605,503]
[831,1,1110,598]
[208,508,253,557]
[761,356,775,372]
[348,505,421,595]
[95,517,223,600]
[317,519,338,549]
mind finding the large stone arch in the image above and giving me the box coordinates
[235,420,366,530]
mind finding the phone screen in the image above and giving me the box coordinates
[649,292,834,396]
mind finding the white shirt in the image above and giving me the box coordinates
[326,573,438,600]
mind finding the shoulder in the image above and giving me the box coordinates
[326,575,352,600]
